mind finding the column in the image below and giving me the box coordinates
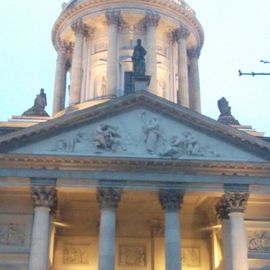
[69,18,90,106]
[106,11,120,97]
[97,188,122,270]
[145,12,160,94]
[188,47,201,113]
[215,198,232,270]
[175,26,190,107]
[29,186,57,270]
[224,192,249,270]
[159,190,184,270]
[53,41,72,115]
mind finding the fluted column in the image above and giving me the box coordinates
[69,19,90,106]
[106,11,120,97]
[97,188,121,270]
[175,26,190,107]
[53,41,72,115]
[188,47,201,113]
[29,186,57,270]
[145,12,160,94]
[159,190,184,270]
[216,198,232,270]
[224,192,249,270]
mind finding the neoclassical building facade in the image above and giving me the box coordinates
[0,1,270,270]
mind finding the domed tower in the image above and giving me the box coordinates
[52,0,204,115]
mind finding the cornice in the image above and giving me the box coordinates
[0,154,270,177]
[51,0,204,50]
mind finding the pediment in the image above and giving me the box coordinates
[0,92,269,162]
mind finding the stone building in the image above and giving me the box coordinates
[0,1,270,270]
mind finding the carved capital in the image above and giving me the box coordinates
[224,192,249,213]
[159,190,184,211]
[174,26,190,41]
[58,40,74,55]
[144,12,160,28]
[106,10,121,26]
[97,188,122,208]
[71,18,91,37]
[215,198,230,219]
[31,186,57,211]
[188,47,201,58]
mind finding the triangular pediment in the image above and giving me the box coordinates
[0,91,269,162]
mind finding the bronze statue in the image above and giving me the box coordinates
[132,39,147,76]
[22,88,49,117]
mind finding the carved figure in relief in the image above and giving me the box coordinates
[119,245,146,267]
[0,223,25,246]
[248,231,270,252]
[141,112,160,154]
[95,123,125,152]
[54,132,84,152]
[63,246,89,264]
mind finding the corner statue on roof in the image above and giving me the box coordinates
[22,88,49,117]
[132,39,147,76]
[217,97,240,125]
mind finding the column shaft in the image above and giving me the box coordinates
[106,11,120,97]
[145,13,160,94]
[70,19,89,105]
[98,208,116,270]
[222,219,232,270]
[53,48,68,115]
[165,210,181,270]
[29,207,51,270]
[159,190,184,270]
[229,212,249,270]
[176,27,190,107]
[188,48,201,113]
[97,188,121,270]
[29,186,57,270]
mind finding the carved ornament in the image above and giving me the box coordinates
[182,247,201,267]
[159,190,184,211]
[0,223,26,247]
[97,188,122,208]
[31,186,57,210]
[144,12,160,27]
[248,231,270,252]
[106,10,121,26]
[188,47,201,59]
[215,197,229,220]
[63,244,90,264]
[71,18,90,36]
[119,245,147,267]
[223,192,249,213]
[174,26,190,41]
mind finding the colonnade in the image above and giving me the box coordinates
[52,12,201,115]
[28,182,250,270]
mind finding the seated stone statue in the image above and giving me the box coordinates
[217,97,239,125]
[132,39,147,76]
[22,88,49,117]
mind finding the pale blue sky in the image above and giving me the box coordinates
[0,1,270,136]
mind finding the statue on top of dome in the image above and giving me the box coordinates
[132,39,147,76]
[217,97,240,125]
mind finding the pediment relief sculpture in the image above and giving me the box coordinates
[48,111,220,159]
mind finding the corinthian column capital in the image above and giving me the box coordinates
[105,10,121,26]
[159,190,184,211]
[58,40,74,55]
[97,188,122,208]
[31,186,57,210]
[188,47,201,58]
[144,12,160,27]
[224,192,249,213]
[71,18,91,36]
[215,197,230,219]
[174,25,190,41]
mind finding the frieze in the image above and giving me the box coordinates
[248,231,270,253]
[63,244,91,265]
[0,223,26,247]
[119,245,146,267]
[182,247,200,267]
